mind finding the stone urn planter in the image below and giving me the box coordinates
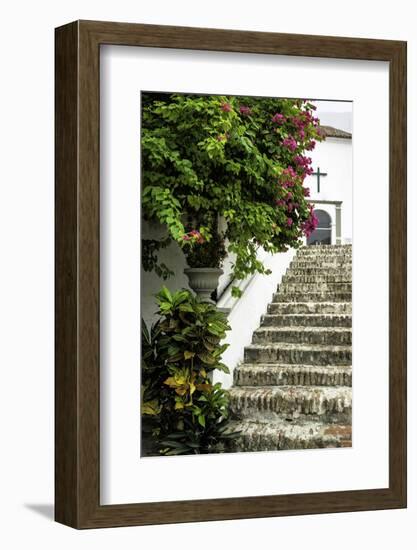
[184,267,223,303]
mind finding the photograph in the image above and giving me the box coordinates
[0,1,409,541]
[140,92,353,456]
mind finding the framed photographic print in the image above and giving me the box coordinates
[55,20,407,528]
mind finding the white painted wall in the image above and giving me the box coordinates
[307,136,353,243]
[215,248,296,388]
[1,2,416,549]
[141,221,190,328]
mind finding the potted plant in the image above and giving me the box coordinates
[141,93,322,296]
[182,225,227,302]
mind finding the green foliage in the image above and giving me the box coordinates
[184,230,227,268]
[141,93,323,290]
[141,237,174,279]
[141,287,239,455]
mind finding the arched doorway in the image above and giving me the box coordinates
[307,209,332,245]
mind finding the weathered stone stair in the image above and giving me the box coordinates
[228,244,352,452]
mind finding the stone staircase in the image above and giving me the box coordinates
[228,244,352,452]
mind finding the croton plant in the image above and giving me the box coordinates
[141,287,239,455]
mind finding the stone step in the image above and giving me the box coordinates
[273,291,352,302]
[229,385,352,423]
[287,267,352,277]
[282,274,352,283]
[295,255,352,263]
[261,314,352,328]
[297,246,351,255]
[288,259,352,270]
[233,364,352,387]
[244,343,351,365]
[298,243,352,250]
[297,249,352,256]
[267,301,352,314]
[279,282,351,293]
[227,420,352,452]
[253,327,351,345]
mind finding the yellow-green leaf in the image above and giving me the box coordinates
[141,399,161,415]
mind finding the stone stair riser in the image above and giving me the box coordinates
[279,282,352,293]
[253,328,352,345]
[234,365,352,386]
[267,302,352,314]
[282,274,352,283]
[244,346,351,365]
[288,268,352,276]
[291,261,352,269]
[230,433,348,452]
[273,292,352,303]
[296,251,352,257]
[261,314,352,327]
[297,246,351,254]
[229,390,352,423]
[228,421,352,452]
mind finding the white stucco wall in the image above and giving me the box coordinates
[214,247,296,388]
[306,137,353,243]
[141,221,191,328]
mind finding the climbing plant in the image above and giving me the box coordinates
[141,93,322,295]
[141,287,239,455]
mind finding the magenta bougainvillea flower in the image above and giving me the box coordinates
[239,105,252,115]
[282,136,297,152]
[294,155,314,176]
[283,167,297,178]
[183,230,205,244]
[220,102,232,112]
[301,209,319,237]
[271,113,286,125]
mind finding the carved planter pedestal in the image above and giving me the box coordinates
[184,267,223,303]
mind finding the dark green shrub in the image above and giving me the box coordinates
[141,287,239,455]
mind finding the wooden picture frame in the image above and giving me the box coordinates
[55,20,407,529]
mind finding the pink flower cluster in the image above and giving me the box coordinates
[282,136,297,152]
[182,230,205,244]
[272,113,286,125]
[294,155,313,176]
[301,208,319,237]
[239,105,252,116]
[220,102,232,112]
[279,166,299,188]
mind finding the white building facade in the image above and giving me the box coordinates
[304,125,352,246]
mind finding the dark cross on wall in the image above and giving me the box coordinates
[312,167,328,193]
